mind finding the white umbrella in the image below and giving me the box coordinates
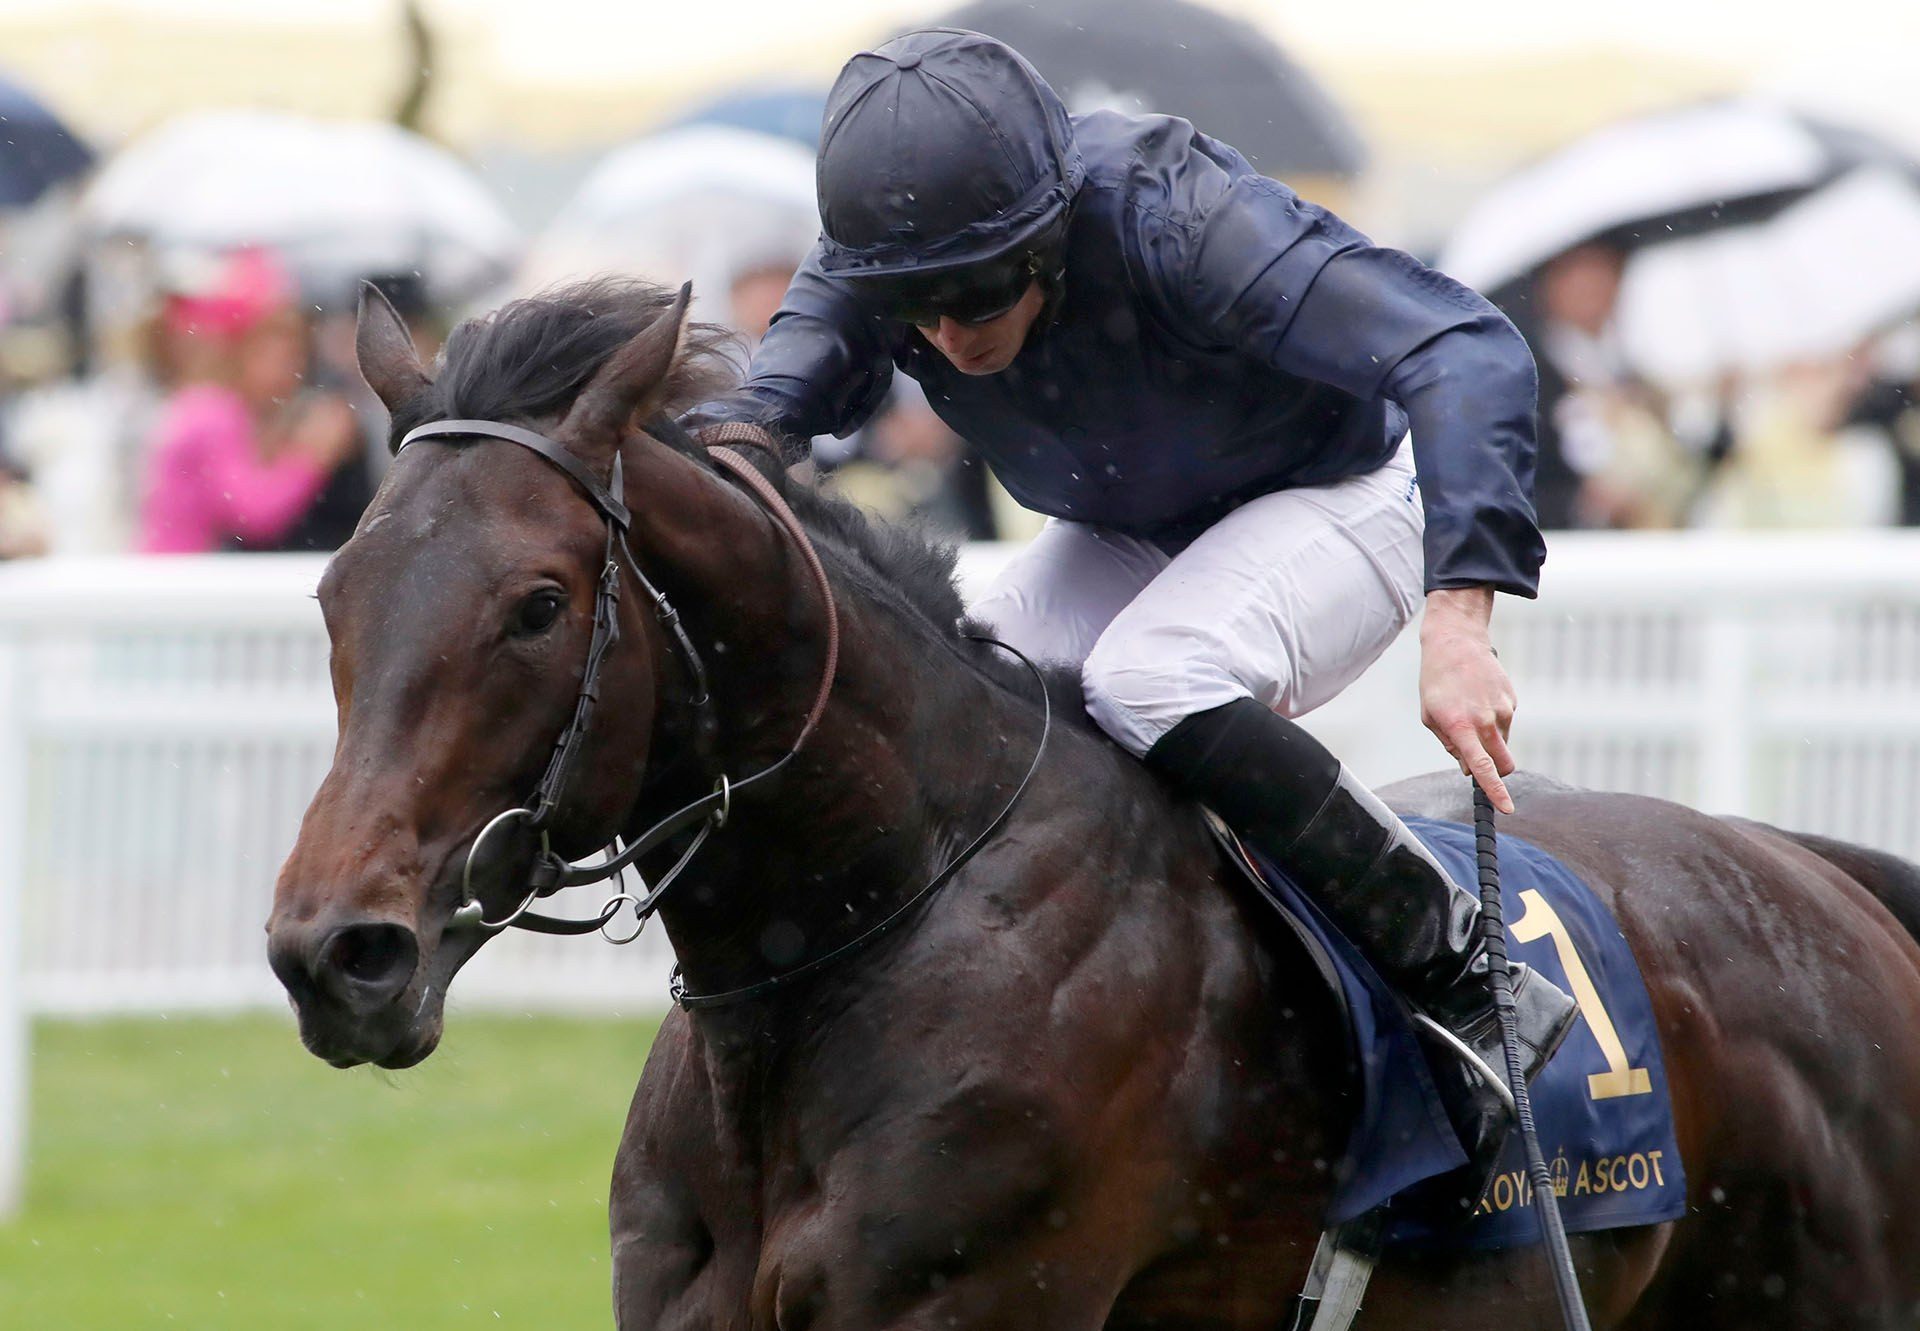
[517,125,818,330]
[1616,166,1920,385]
[79,109,518,303]
[1441,100,1840,296]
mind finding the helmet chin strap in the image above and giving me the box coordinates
[1025,203,1076,331]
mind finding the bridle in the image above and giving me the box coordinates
[396,414,1048,1009]
[396,413,832,943]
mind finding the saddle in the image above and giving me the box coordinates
[1204,815,1687,1326]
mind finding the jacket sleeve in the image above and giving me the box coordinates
[680,242,897,464]
[1170,177,1547,596]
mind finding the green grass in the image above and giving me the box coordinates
[0,1011,664,1329]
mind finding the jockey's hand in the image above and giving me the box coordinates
[1419,586,1517,814]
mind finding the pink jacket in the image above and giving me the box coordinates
[138,385,326,554]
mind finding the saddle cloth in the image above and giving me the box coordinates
[1237,816,1688,1250]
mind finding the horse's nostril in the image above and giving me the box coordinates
[319,922,419,1012]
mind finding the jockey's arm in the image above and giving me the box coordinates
[681,243,896,463]
[1378,318,1537,811]
[1171,184,1544,808]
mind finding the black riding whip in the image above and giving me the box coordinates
[1473,783,1594,1331]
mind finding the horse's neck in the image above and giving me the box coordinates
[615,449,1346,1156]
[668,645,1044,998]
[616,481,1353,1207]
[656,611,1355,1219]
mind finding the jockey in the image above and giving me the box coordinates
[685,28,1577,1179]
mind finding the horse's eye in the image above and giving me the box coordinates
[511,590,566,637]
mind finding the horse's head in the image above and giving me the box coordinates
[267,280,728,1068]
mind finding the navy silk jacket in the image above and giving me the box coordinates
[687,111,1546,596]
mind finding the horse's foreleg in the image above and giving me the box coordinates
[609,1016,748,1331]
[759,1140,1143,1331]
[609,1111,719,1330]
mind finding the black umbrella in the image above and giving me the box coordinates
[0,70,93,208]
[925,0,1366,178]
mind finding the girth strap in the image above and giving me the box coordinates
[1285,1213,1384,1331]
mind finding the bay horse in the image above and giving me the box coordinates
[268,280,1920,1329]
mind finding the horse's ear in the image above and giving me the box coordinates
[355,280,432,415]
[560,282,692,460]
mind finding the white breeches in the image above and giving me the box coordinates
[970,438,1425,756]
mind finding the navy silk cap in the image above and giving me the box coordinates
[816,29,1084,277]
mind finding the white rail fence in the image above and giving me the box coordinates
[2,534,1918,1023]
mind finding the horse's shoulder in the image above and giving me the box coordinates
[611,1013,731,1301]
[616,1011,711,1166]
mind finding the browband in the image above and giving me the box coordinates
[399,419,631,529]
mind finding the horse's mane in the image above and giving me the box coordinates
[389,277,739,448]
[769,454,1088,717]
[404,278,1080,714]
[674,432,1081,710]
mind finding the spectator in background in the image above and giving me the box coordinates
[0,423,49,559]
[1697,352,1897,529]
[1843,332,1920,526]
[0,255,142,554]
[298,272,445,550]
[0,285,48,558]
[822,377,999,541]
[137,248,360,554]
[1527,242,1701,529]
[1513,244,1620,528]
[729,260,800,343]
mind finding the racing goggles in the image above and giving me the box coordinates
[865,252,1041,328]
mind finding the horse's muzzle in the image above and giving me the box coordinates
[268,912,433,1067]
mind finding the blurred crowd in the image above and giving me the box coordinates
[1512,238,1920,532]
[0,222,1001,560]
[2,246,413,558]
[3,4,1919,562]
[0,97,1010,561]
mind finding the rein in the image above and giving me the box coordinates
[673,633,1049,1010]
[401,413,1047,1008]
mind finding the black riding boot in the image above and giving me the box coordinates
[1145,698,1578,1194]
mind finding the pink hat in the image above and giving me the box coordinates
[161,247,294,340]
